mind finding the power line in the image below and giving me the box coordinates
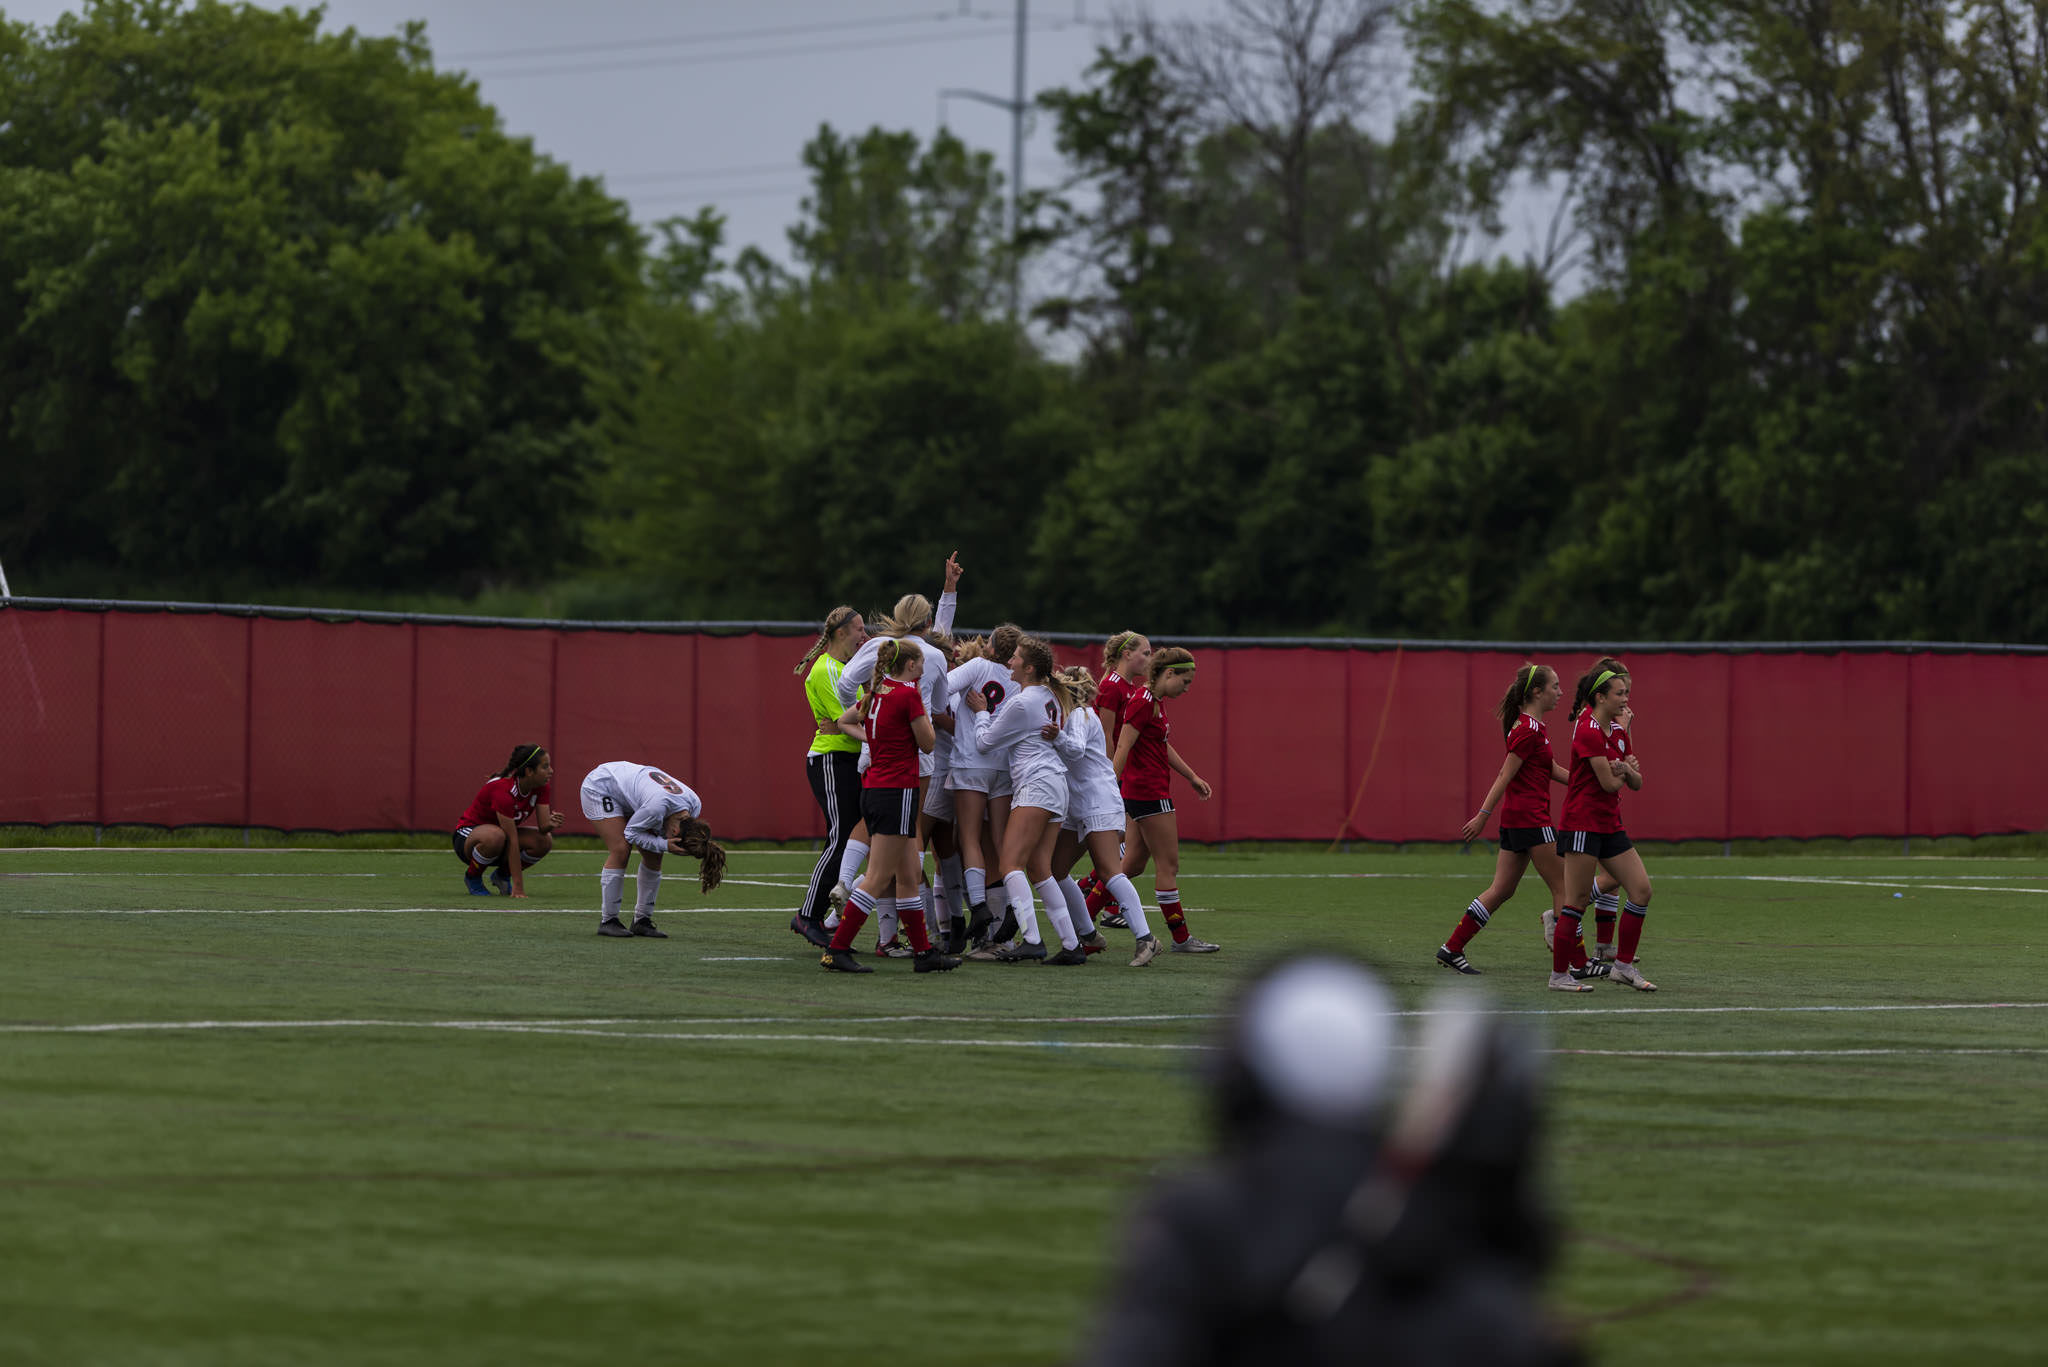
[442,10,972,64]
[607,157,1069,188]
[459,17,1105,82]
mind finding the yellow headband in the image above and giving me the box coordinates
[1592,668,1623,693]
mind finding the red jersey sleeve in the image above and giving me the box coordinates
[1508,721,1547,764]
[1121,691,1153,733]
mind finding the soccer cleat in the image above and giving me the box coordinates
[1542,909,1557,950]
[874,938,914,959]
[913,948,961,974]
[827,882,849,916]
[630,918,667,939]
[490,866,512,896]
[993,939,1048,963]
[1547,971,1594,993]
[1129,934,1161,967]
[1570,961,1610,982]
[1099,911,1129,931]
[1171,935,1221,954]
[464,871,492,897]
[944,917,968,956]
[964,902,993,946]
[820,948,873,974]
[962,943,1006,962]
[1078,930,1108,956]
[1592,944,1615,965]
[1045,944,1089,966]
[1435,946,1481,975]
[790,914,833,949]
[1609,961,1658,992]
[596,919,632,938]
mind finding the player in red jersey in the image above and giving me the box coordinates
[1435,664,1570,976]
[453,743,563,898]
[1112,648,1218,960]
[1080,630,1151,923]
[1585,702,1637,962]
[822,639,958,974]
[1553,659,1655,992]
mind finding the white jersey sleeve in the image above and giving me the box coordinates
[836,637,881,708]
[934,591,957,639]
[1051,708,1089,763]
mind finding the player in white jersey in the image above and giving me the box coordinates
[961,636,1089,965]
[1050,667,1163,966]
[944,623,1025,945]
[578,760,727,938]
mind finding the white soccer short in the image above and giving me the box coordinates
[1011,773,1068,819]
[922,782,957,822]
[946,765,1013,797]
[1062,807,1126,837]
[579,777,626,823]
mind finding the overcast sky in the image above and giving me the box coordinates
[5,0,1560,282]
[2,2,1206,256]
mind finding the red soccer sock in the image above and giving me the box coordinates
[1160,890,1188,944]
[905,904,933,954]
[1554,908,1583,973]
[1618,904,1647,963]
[828,906,869,953]
[1445,914,1483,954]
[1594,912,1617,953]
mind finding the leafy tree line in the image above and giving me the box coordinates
[5,0,2046,641]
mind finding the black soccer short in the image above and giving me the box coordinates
[1499,825,1555,854]
[1556,828,1633,859]
[860,786,919,839]
[451,826,477,865]
[1123,797,1175,821]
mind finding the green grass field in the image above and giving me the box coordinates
[2,846,2043,1366]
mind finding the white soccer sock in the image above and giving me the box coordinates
[1106,874,1150,939]
[837,839,869,890]
[920,881,939,937]
[1001,870,1042,945]
[599,868,624,922]
[875,897,898,944]
[1592,887,1621,914]
[1057,877,1095,935]
[520,849,543,867]
[635,867,661,917]
[1036,877,1078,950]
[940,855,967,918]
[964,866,987,907]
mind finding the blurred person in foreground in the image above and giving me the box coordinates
[1079,955,1581,1367]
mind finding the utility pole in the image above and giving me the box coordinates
[939,0,1028,316]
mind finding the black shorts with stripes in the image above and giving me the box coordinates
[860,786,919,839]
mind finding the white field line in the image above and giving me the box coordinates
[6,1002,2043,1037]
[2,906,810,916]
[1,873,810,885]
[1548,1057,2048,1065]
[2,1016,2039,1059]
[1,904,1213,916]
[0,848,815,856]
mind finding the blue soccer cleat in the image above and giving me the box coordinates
[463,869,492,897]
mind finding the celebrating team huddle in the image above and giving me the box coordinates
[788,556,1222,975]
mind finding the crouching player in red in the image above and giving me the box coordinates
[454,744,564,898]
[1436,665,1568,975]
[1554,659,1655,992]
[823,639,959,974]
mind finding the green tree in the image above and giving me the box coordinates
[0,0,639,590]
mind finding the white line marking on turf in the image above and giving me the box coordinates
[6,1003,2043,1037]
[1,907,804,916]
[1564,1057,2048,1065]
[698,957,787,962]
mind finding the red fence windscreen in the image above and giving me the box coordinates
[2,604,2042,842]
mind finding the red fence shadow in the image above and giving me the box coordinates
[1,606,2041,842]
